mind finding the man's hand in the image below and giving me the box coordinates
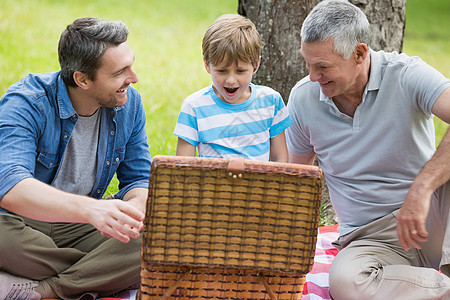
[88,199,145,243]
[94,188,148,243]
[396,183,431,251]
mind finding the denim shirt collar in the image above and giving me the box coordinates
[56,74,78,119]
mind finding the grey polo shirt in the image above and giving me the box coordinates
[286,49,450,236]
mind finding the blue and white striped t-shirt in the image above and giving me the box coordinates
[174,83,292,161]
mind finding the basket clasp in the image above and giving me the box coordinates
[226,158,245,181]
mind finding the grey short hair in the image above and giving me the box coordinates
[58,17,129,87]
[301,0,370,59]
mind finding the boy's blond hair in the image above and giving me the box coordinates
[202,14,262,69]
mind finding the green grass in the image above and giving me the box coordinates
[403,0,450,144]
[0,0,448,197]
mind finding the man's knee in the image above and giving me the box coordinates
[328,249,383,300]
[329,255,361,300]
[0,214,27,253]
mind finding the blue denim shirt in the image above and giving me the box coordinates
[0,71,151,209]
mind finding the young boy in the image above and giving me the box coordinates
[174,14,292,162]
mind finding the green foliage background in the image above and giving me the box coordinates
[0,0,448,197]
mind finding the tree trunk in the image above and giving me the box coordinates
[238,0,319,103]
[238,0,406,225]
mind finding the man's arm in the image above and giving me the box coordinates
[0,178,144,243]
[397,87,450,251]
[122,187,148,215]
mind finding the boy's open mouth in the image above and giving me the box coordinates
[224,87,238,94]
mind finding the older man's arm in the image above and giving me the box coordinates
[398,87,450,251]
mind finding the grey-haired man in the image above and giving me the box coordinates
[286,1,450,299]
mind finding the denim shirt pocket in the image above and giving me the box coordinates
[35,151,60,184]
[37,151,60,169]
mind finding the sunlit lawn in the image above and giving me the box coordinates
[403,0,450,144]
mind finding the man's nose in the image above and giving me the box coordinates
[128,67,139,84]
[308,66,321,82]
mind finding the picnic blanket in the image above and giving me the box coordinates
[301,224,339,300]
[107,224,340,300]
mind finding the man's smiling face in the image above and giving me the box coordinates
[301,39,361,98]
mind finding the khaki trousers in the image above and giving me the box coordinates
[0,214,141,300]
[329,182,450,300]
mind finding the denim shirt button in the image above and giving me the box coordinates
[106,161,110,165]
[63,134,68,139]
[97,189,101,194]
[115,157,119,162]
[110,131,114,135]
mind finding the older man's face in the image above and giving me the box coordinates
[300,39,362,99]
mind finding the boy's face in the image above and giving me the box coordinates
[205,58,259,105]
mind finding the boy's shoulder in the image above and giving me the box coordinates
[182,85,214,106]
[252,83,281,98]
[186,85,212,98]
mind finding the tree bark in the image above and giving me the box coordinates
[238,0,319,103]
[239,0,406,225]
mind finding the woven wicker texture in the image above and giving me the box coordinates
[140,265,306,299]
[140,156,322,299]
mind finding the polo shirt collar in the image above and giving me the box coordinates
[367,48,382,92]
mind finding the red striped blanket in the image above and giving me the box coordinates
[301,224,339,300]
[106,224,340,300]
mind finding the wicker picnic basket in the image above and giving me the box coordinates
[139,156,322,300]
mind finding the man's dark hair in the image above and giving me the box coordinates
[58,17,129,87]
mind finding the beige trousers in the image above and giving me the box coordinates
[0,214,141,300]
[329,182,450,300]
